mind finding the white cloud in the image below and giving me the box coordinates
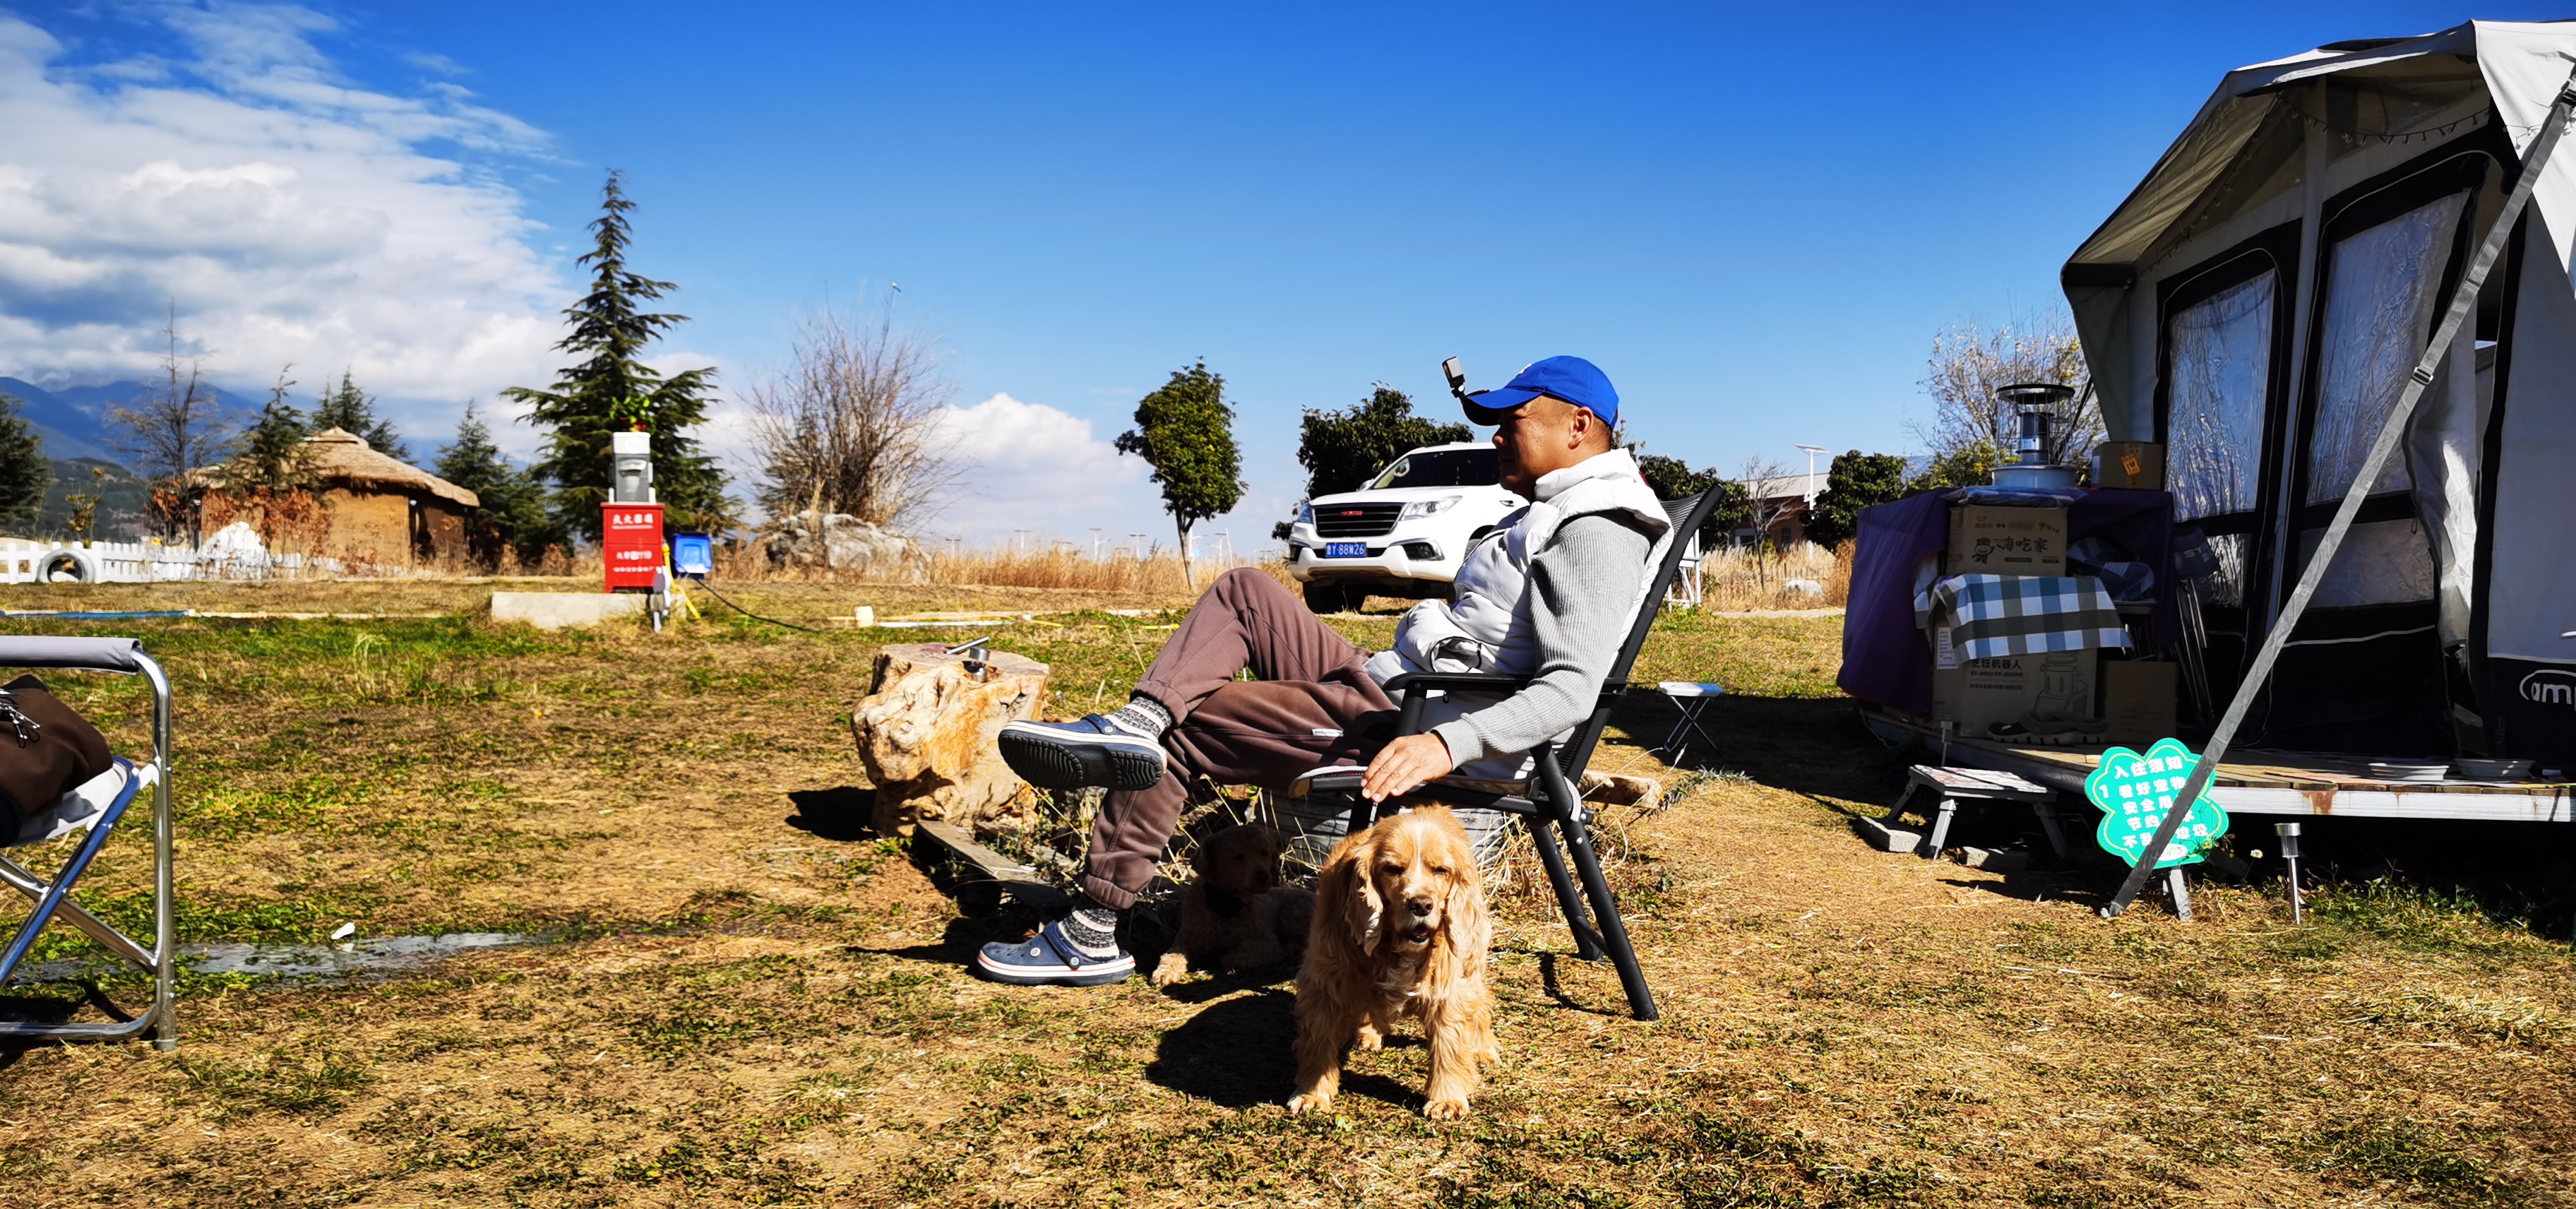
[922,393,1161,546]
[0,5,564,443]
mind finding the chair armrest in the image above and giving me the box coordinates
[0,636,145,674]
[1381,671,1538,735]
[1381,672,1537,695]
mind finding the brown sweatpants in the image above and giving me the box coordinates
[1078,567,1399,909]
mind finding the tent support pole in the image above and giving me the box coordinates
[2101,66,2576,919]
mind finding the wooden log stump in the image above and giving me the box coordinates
[849,643,1050,837]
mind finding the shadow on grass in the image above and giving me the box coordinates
[785,787,876,842]
[1602,691,1909,809]
[1534,953,1623,1017]
[1145,988,1419,1112]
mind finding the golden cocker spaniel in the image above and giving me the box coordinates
[1286,806,1498,1120]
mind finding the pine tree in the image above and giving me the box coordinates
[0,393,49,531]
[312,370,408,462]
[503,171,731,539]
[435,401,561,568]
[227,370,313,492]
[1116,362,1245,590]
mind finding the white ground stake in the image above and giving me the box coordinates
[2102,65,2576,919]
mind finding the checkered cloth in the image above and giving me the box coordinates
[1915,574,2130,660]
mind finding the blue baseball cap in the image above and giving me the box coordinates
[1462,356,1618,427]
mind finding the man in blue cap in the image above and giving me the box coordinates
[976,356,1671,986]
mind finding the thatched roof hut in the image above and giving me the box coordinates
[196,428,482,568]
[299,427,479,511]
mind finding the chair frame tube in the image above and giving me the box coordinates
[0,650,177,1049]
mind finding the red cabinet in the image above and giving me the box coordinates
[602,502,666,592]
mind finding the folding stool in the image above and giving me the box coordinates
[0,637,176,1049]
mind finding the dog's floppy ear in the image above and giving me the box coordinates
[1333,831,1385,957]
[1437,828,1489,964]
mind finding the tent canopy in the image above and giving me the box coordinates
[2059,20,2576,763]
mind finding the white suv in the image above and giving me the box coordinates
[1284,442,1523,613]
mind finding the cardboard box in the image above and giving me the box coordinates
[2091,441,2166,490]
[1947,505,2068,576]
[2100,660,2178,746]
[1931,648,2099,738]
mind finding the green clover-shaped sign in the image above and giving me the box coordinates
[2087,737,2230,869]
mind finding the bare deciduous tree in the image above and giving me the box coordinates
[1914,311,2103,475]
[1737,455,1797,588]
[110,307,234,542]
[748,309,960,530]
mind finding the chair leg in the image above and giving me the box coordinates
[1340,793,1375,842]
[1526,819,1603,960]
[1559,814,1659,1021]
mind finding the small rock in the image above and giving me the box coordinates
[329,922,357,941]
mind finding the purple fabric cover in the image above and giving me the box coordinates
[1837,489,2175,714]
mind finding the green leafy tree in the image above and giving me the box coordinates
[1295,385,1471,498]
[0,393,49,532]
[504,171,732,539]
[1637,452,1751,550]
[1116,361,1246,590]
[312,369,408,462]
[436,401,562,569]
[1801,450,1912,549]
[1904,439,2003,494]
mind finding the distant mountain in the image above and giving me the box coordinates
[0,377,174,465]
[28,458,153,542]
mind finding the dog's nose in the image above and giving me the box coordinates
[1405,895,1435,916]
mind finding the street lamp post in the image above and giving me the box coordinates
[1794,444,1828,508]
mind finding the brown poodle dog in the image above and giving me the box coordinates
[1150,823,1316,987]
[1286,807,1497,1121]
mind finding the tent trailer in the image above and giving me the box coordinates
[2064,20,2576,770]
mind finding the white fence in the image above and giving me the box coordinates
[0,540,324,585]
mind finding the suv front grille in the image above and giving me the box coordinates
[1313,503,1402,537]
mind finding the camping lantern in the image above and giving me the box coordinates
[1992,383,2080,490]
[602,432,665,592]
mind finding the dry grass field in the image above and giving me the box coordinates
[0,577,2568,1207]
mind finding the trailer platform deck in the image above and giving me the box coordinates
[1859,707,2575,823]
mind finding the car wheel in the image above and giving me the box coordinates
[1302,583,1351,614]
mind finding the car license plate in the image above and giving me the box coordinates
[1323,542,1367,559]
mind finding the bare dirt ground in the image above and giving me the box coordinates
[0,579,2568,1207]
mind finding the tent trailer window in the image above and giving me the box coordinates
[2306,193,2470,505]
[2155,224,2298,614]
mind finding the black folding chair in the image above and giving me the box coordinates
[1296,488,1725,1021]
[0,637,177,1049]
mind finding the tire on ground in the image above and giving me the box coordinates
[40,549,97,583]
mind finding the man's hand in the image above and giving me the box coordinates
[1361,732,1457,802]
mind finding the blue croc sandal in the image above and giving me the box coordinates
[974,921,1136,987]
[997,715,1167,791]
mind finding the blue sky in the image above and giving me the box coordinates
[4,1,2565,545]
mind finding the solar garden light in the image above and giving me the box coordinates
[2274,821,2305,924]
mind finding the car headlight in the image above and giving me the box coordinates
[1399,495,1462,520]
[1296,503,1315,525]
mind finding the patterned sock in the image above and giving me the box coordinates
[1103,695,1172,740]
[1059,896,1123,958]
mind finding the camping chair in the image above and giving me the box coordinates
[0,637,176,1049]
[1297,487,1727,1022]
